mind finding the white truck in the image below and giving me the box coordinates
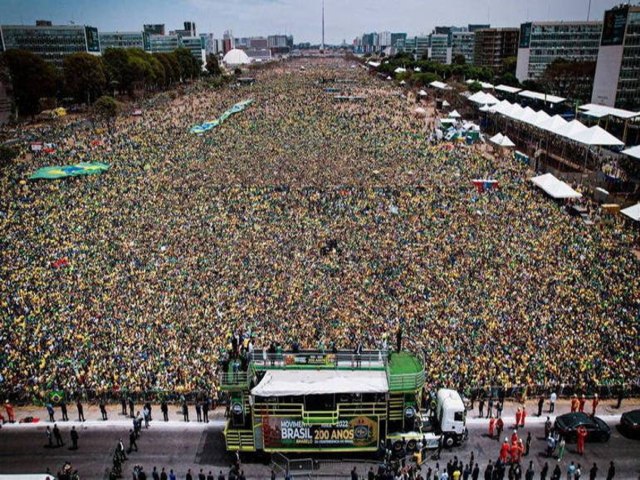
[434,388,468,447]
[387,388,468,455]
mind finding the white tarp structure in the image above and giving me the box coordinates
[367,61,381,68]
[251,369,389,397]
[394,67,407,74]
[539,114,567,132]
[579,104,640,120]
[495,84,522,94]
[621,203,640,221]
[570,126,625,147]
[531,173,582,199]
[429,81,450,90]
[490,133,515,148]
[448,110,461,118]
[622,145,640,160]
[518,90,566,104]
[557,119,588,139]
[468,91,488,104]
[531,110,551,128]
[418,89,428,96]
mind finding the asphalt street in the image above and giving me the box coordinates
[0,415,638,479]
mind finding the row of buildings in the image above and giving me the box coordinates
[0,20,294,68]
[354,4,640,109]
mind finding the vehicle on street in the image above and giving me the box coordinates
[554,412,611,442]
[620,409,640,437]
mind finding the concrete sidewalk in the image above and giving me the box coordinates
[3,397,638,430]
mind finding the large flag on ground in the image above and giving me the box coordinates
[190,99,254,134]
[30,162,110,180]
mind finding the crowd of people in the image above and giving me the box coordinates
[0,58,638,402]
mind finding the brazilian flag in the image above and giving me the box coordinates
[30,162,110,180]
[49,390,65,404]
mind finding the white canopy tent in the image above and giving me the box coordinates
[490,133,515,148]
[429,81,450,90]
[557,119,588,139]
[621,203,640,221]
[251,370,389,397]
[622,145,640,160]
[468,91,488,104]
[418,89,428,96]
[531,173,582,199]
[448,110,462,119]
[518,90,566,104]
[570,126,625,147]
[531,110,551,128]
[539,114,567,132]
[579,104,640,120]
[495,84,522,94]
[394,67,407,74]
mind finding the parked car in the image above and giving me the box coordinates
[554,412,611,442]
[620,409,640,437]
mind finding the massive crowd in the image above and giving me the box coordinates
[0,58,638,401]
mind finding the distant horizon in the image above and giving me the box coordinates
[2,0,629,44]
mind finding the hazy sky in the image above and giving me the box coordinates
[2,0,626,43]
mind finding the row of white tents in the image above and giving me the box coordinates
[471,96,626,148]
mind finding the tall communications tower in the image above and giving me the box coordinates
[321,0,325,52]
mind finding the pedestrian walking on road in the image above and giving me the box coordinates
[478,397,485,418]
[549,392,557,413]
[60,401,68,421]
[121,396,127,416]
[161,400,169,422]
[128,428,138,453]
[606,462,614,480]
[70,426,79,450]
[45,426,52,447]
[4,400,15,423]
[160,468,168,480]
[496,417,504,442]
[525,432,531,456]
[186,468,193,480]
[202,399,209,423]
[53,423,64,446]
[196,402,202,422]
[537,396,545,417]
[169,469,176,480]
[489,417,496,438]
[588,464,597,480]
[557,437,566,461]
[129,397,135,418]
[76,400,85,422]
[487,397,494,419]
[46,402,55,422]
[540,462,549,480]
[100,400,108,420]
[182,400,189,422]
[591,395,599,417]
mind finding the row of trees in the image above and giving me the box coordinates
[1,47,218,118]
[372,52,597,104]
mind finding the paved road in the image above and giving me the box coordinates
[0,417,638,479]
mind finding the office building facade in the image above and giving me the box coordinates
[452,31,475,64]
[0,23,99,66]
[516,21,603,81]
[592,4,640,109]
[99,31,145,51]
[473,28,519,71]
[429,33,451,64]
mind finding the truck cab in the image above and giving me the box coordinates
[435,388,468,447]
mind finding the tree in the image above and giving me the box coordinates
[174,48,199,80]
[63,52,106,104]
[103,48,134,95]
[205,54,221,76]
[502,56,517,74]
[468,81,483,93]
[453,54,466,66]
[1,49,58,118]
[541,59,596,103]
[93,95,121,130]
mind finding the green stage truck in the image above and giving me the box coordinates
[219,349,442,454]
